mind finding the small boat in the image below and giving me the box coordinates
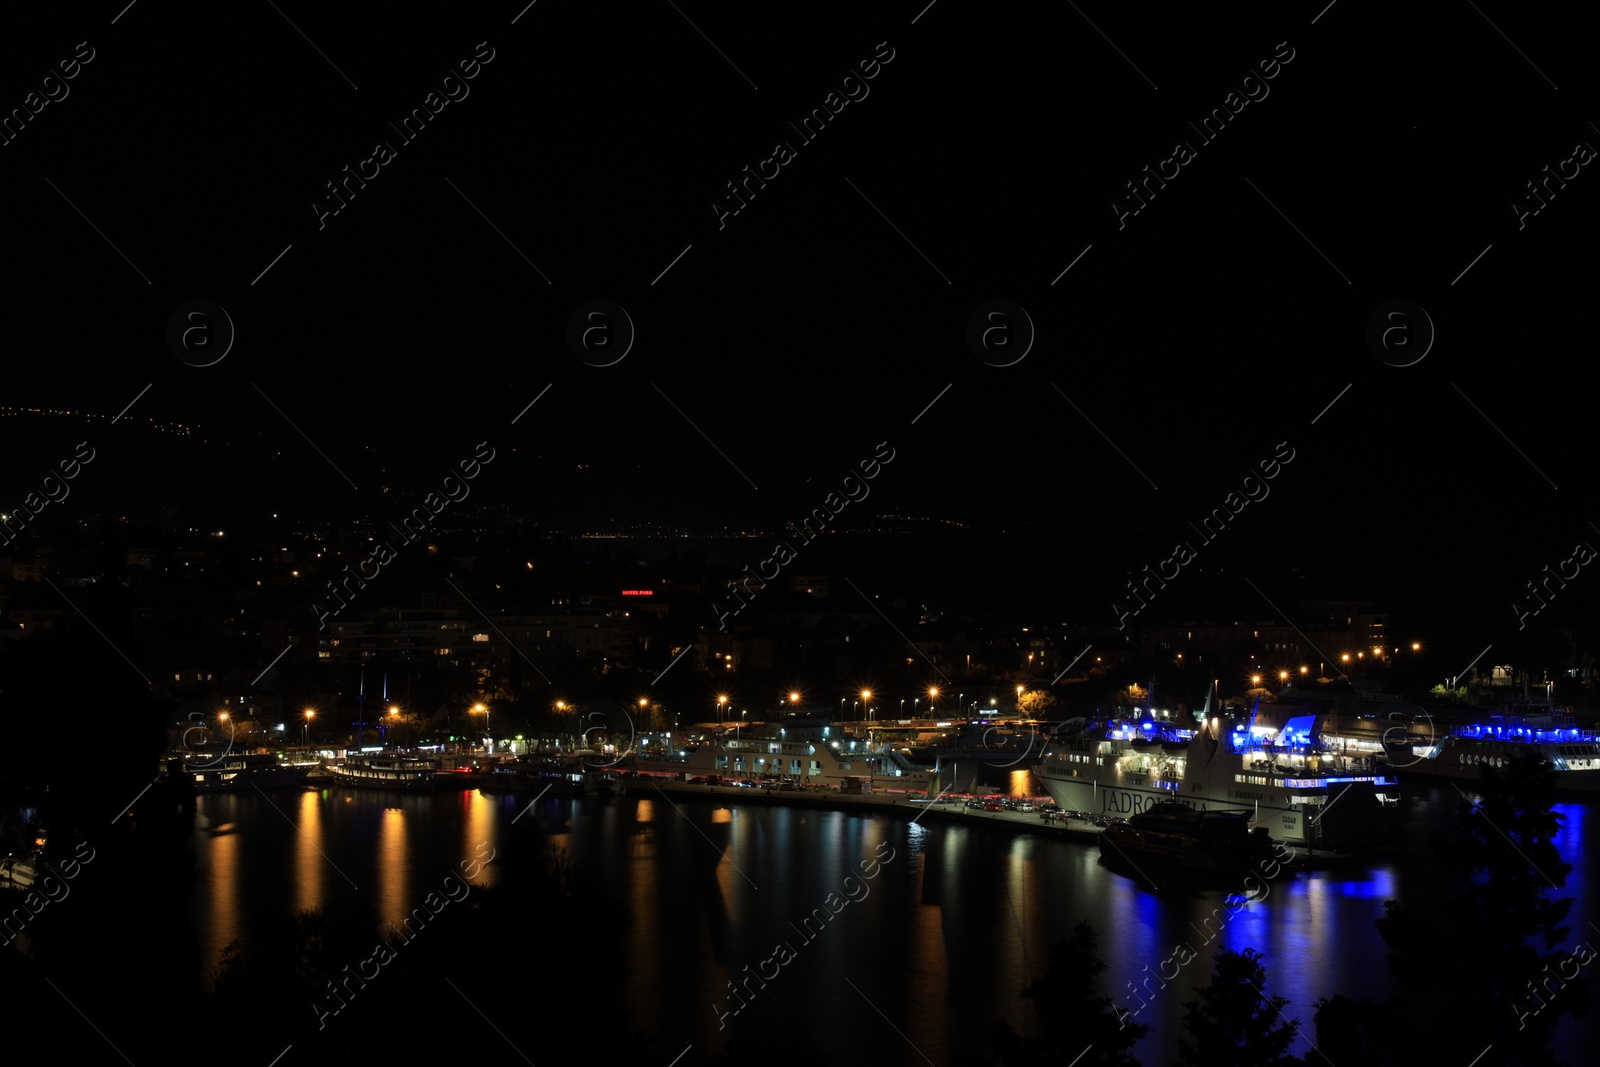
[165,751,312,793]
[325,753,438,791]
[1096,801,1287,879]
[480,756,595,797]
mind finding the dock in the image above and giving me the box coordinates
[628,778,1374,871]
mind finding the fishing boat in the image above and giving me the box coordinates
[1097,801,1287,878]
[1035,686,1399,850]
[164,751,312,792]
[324,753,438,791]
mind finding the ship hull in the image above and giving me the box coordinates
[186,767,311,793]
[325,768,436,791]
[1384,753,1600,793]
[1096,827,1285,880]
[1035,768,1392,850]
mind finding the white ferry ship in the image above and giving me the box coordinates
[1035,695,1398,850]
[1381,703,1600,793]
[324,752,438,791]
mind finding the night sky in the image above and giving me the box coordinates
[3,0,1596,638]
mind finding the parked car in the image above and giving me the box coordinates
[1017,802,1033,813]
[983,801,1004,811]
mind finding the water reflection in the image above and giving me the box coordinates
[377,807,408,930]
[180,785,1599,1065]
[195,806,238,988]
[460,789,499,888]
[294,791,323,914]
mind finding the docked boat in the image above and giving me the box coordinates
[1380,702,1600,792]
[480,756,597,797]
[324,753,438,791]
[1035,689,1399,850]
[1097,801,1286,878]
[164,751,312,792]
[630,727,933,792]
[888,720,1047,793]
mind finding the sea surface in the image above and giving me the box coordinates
[184,781,1599,1065]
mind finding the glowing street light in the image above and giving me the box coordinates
[473,703,490,747]
[303,708,314,748]
[718,694,728,724]
[1251,675,1262,685]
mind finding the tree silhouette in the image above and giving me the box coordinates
[991,920,1148,1066]
[1352,752,1586,1066]
[1175,947,1303,1067]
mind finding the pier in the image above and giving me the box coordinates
[629,777,1368,871]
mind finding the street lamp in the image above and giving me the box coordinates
[303,709,314,749]
[473,703,489,749]
[718,694,728,725]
